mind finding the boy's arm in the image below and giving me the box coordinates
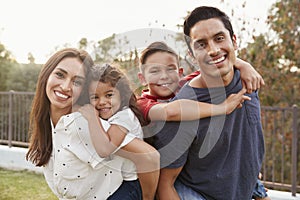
[79,104,126,157]
[148,87,250,121]
[235,58,265,93]
[156,167,183,200]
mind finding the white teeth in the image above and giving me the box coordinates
[208,56,225,64]
[55,91,68,99]
[160,83,170,87]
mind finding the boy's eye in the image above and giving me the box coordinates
[167,66,177,71]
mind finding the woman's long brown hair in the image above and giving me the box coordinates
[26,48,94,166]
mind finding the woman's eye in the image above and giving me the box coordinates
[55,72,64,78]
[73,79,83,87]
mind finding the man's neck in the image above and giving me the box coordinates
[189,69,234,88]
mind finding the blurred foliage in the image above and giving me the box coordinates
[0,0,299,105]
[238,0,299,107]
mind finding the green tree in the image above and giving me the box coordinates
[0,43,17,91]
[239,0,300,107]
[6,63,41,92]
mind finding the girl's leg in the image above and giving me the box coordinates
[107,180,142,200]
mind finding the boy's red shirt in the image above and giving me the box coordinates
[137,70,201,124]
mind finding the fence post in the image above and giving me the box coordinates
[8,90,13,148]
[291,104,298,196]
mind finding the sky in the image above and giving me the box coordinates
[0,0,276,64]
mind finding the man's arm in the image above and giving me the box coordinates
[156,167,183,200]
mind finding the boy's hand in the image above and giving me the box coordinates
[223,87,251,115]
[235,58,265,93]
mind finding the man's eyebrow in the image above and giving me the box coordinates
[214,31,226,37]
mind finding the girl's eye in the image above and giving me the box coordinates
[106,93,113,98]
[89,95,98,100]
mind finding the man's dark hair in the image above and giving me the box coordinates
[183,6,234,55]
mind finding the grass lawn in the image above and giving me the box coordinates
[0,168,57,200]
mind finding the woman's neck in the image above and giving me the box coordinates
[50,106,72,127]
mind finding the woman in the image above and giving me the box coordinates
[26,48,158,199]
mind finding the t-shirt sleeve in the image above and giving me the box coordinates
[108,108,142,152]
[137,97,160,123]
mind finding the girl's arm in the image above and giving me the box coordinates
[148,87,251,122]
[79,105,160,200]
[235,58,265,93]
[79,104,126,157]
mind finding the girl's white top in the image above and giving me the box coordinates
[44,107,143,200]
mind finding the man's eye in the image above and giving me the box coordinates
[216,35,225,41]
[194,42,206,50]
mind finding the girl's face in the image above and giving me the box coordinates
[46,57,86,114]
[88,81,121,120]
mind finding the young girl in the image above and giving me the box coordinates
[79,63,159,200]
[26,48,158,200]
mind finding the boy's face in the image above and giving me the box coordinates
[138,52,183,98]
[88,80,121,120]
[189,18,237,84]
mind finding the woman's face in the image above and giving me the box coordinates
[46,57,86,114]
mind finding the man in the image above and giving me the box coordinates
[153,6,265,200]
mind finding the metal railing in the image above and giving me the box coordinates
[0,91,299,195]
[261,105,299,196]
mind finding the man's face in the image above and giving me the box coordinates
[189,18,237,85]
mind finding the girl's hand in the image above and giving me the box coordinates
[78,104,99,121]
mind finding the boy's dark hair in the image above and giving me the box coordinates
[139,41,179,73]
[183,6,234,55]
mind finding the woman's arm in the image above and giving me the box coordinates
[79,104,126,157]
[148,87,250,121]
